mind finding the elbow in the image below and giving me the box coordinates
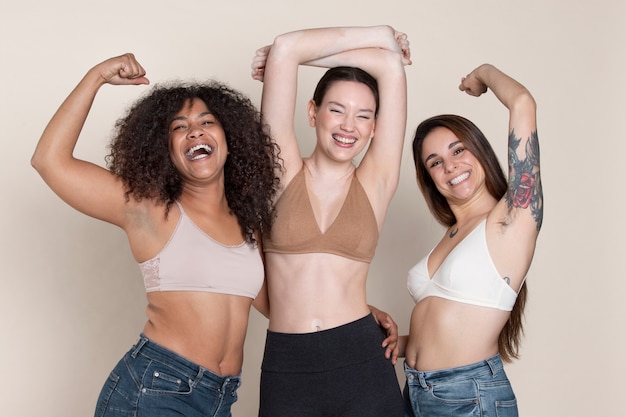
[31,145,57,177]
[512,89,536,114]
[30,151,44,174]
[268,32,299,60]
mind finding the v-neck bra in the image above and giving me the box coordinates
[263,167,378,263]
[407,219,518,311]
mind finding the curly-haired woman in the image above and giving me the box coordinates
[32,53,280,417]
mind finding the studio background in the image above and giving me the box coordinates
[1,1,623,416]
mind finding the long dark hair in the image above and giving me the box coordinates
[412,114,526,362]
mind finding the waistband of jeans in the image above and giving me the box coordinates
[404,354,503,385]
[130,334,241,389]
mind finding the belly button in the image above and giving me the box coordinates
[311,319,323,331]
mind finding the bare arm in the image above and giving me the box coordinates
[31,54,149,227]
[460,64,543,232]
[251,26,409,186]
[460,64,542,287]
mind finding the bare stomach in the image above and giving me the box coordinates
[265,253,371,333]
[142,291,253,376]
[405,297,509,371]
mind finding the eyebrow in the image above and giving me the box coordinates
[423,140,462,164]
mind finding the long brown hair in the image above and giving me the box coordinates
[412,114,526,362]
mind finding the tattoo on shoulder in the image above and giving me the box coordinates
[506,129,543,231]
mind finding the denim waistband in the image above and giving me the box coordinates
[404,354,504,389]
[131,334,241,390]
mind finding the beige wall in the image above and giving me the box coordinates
[1,1,624,415]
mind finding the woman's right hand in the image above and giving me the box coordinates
[32,53,148,227]
[93,53,150,86]
[251,45,271,82]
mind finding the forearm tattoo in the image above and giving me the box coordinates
[506,129,543,231]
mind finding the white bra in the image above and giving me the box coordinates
[407,219,519,311]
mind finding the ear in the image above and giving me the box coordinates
[369,119,376,141]
[306,100,317,127]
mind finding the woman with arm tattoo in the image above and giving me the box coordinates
[399,64,542,417]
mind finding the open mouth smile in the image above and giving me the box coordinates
[449,172,469,185]
[185,144,214,160]
[332,134,357,145]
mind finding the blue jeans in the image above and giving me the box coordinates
[403,354,518,417]
[94,335,241,417]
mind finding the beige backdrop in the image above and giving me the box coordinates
[1,0,624,416]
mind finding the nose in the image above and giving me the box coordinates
[187,125,204,140]
[340,116,355,131]
[444,160,457,173]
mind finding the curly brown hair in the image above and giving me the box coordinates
[106,80,281,244]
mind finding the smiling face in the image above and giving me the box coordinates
[308,80,376,162]
[421,126,488,205]
[168,98,228,185]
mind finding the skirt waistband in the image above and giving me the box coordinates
[262,313,387,373]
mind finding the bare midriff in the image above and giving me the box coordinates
[405,297,510,371]
[142,291,253,376]
[265,252,371,333]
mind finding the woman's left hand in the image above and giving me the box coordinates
[459,66,489,97]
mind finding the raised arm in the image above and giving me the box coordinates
[460,64,542,233]
[31,54,149,227]
[460,64,542,287]
[251,26,409,185]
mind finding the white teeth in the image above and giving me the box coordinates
[450,172,469,185]
[186,144,213,160]
[332,135,356,145]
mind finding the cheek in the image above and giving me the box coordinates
[362,119,375,133]
[427,169,447,189]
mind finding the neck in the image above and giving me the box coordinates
[179,183,229,214]
[305,154,355,180]
[448,193,498,228]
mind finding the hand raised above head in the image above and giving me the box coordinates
[459,66,489,97]
[251,45,271,82]
[393,30,412,65]
[93,53,150,86]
